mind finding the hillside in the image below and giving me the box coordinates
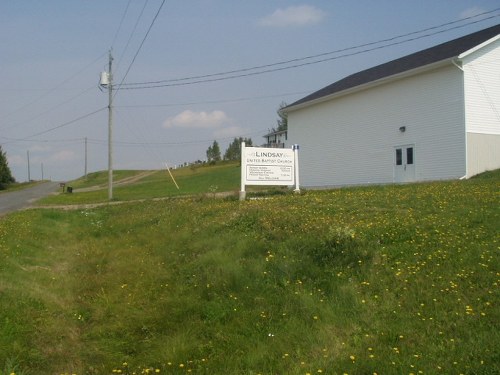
[0,169,498,374]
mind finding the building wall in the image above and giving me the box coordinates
[462,38,500,176]
[466,133,500,176]
[288,65,466,187]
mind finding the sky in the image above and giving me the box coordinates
[1,1,499,182]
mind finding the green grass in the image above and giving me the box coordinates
[39,162,243,205]
[0,170,498,374]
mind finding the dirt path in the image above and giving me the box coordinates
[31,191,238,211]
[74,171,157,192]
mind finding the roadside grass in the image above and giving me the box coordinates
[68,170,146,189]
[38,162,242,205]
[0,171,498,374]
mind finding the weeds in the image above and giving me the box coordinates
[0,170,498,374]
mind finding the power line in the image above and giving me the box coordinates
[0,52,107,123]
[115,90,311,108]
[114,0,149,74]
[2,86,96,132]
[111,0,133,48]
[114,0,166,98]
[2,128,268,148]
[116,11,500,90]
[0,136,85,144]
[22,107,107,140]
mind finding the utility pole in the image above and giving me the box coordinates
[41,162,44,181]
[84,137,88,179]
[99,50,114,199]
[107,51,114,200]
[27,150,30,182]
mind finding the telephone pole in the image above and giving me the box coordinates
[107,51,114,200]
[84,137,88,179]
[27,150,30,182]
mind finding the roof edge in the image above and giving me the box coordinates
[458,34,500,59]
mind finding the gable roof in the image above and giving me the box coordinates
[287,24,500,110]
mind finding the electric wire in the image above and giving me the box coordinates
[115,90,311,108]
[114,0,150,74]
[116,10,500,89]
[114,0,166,98]
[4,10,498,169]
[3,127,268,148]
[0,52,107,123]
[111,0,133,49]
[3,86,96,132]
[22,107,107,140]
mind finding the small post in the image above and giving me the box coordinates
[293,144,300,193]
[239,141,246,201]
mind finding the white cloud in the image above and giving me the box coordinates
[259,5,326,28]
[460,7,486,19]
[47,150,76,164]
[30,144,52,153]
[163,110,230,129]
[213,126,248,139]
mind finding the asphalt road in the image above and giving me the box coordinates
[0,182,60,216]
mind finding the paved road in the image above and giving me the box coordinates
[0,182,60,216]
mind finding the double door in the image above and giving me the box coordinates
[394,145,415,182]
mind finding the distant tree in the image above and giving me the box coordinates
[276,101,288,132]
[224,137,253,161]
[0,146,15,189]
[206,140,221,164]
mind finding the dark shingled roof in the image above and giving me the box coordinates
[288,24,500,109]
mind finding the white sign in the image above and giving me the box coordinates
[243,148,295,185]
[240,143,300,200]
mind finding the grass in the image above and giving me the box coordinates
[0,168,498,374]
[39,162,243,205]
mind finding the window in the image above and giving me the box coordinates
[396,148,402,165]
[407,147,414,165]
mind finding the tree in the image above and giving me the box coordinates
[0,146,15,189]
[224,137,252,161]
[206,140,221,164]
[276,101,288,132]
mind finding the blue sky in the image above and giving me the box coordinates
[1,1,499,182]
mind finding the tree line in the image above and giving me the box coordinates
[206,137,253,164]
[0,145,15,189]
[206,102,288,164]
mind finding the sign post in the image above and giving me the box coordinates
[240,142,300,201]
[293,144,300,193]
[240,142,247,201]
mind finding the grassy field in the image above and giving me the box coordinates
[39,162,243,205]
[0,166,498,374]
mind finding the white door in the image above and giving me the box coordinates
[394,145,415,182]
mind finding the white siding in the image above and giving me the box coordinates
[288,65,466,187]
[461,37,500,177]
[462,37,500,135]
[466,133,500,177]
